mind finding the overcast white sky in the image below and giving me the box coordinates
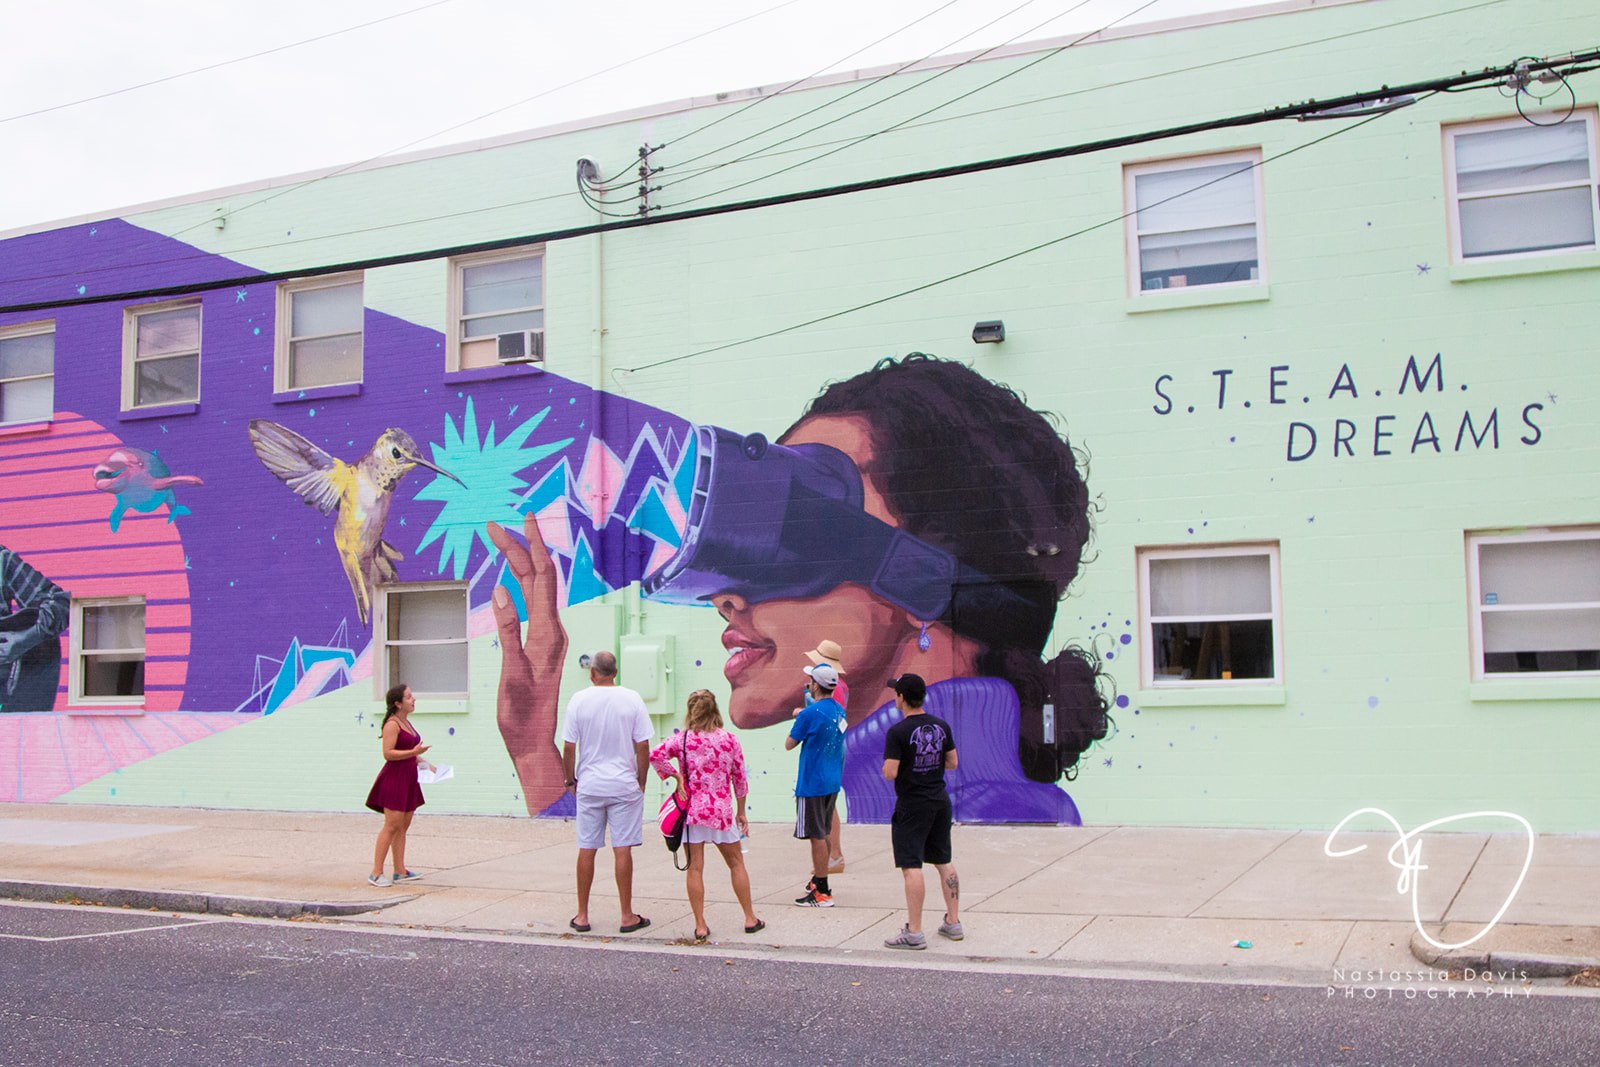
[0,0,1260,233]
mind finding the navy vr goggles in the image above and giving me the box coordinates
[642,425,1055,654]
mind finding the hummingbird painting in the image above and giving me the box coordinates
[247,420,464,628]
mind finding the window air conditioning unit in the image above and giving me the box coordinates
[497,329,544,363]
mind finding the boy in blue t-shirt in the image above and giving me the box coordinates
[785,662,846,906]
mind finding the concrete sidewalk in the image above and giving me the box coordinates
[2,804,1597,988]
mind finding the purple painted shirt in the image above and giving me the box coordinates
[842,676,1082,825]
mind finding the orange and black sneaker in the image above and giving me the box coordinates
[794,888,834,907]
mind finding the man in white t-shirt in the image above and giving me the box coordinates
[560,649,653,934]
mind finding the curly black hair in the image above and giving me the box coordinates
[784,353,1109,781]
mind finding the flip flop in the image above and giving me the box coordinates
[620,916,651,934]
[694,927,710,943]
[744,919,767,934]
[569,917,591,932]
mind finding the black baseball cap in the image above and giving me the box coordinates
[886,674,926,704]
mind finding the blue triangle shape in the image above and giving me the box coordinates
[517,459,571,516]
[627,485,682,548]
[671,434,698,515]
[263,638,302,715]
[301,646,356,672]
[566,535,611,606]
[498,565,529,622]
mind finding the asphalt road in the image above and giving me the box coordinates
[2,900,1597,1066]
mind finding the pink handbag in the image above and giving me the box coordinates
[659,732,691,870]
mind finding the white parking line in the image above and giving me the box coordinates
[0,919,218,943]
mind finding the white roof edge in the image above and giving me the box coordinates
[0,0,1373,240]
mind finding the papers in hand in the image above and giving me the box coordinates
[418,764,454,784]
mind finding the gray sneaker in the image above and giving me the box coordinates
[938,917,964,941]
[884,925,927,950]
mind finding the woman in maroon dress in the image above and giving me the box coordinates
[367,683,430,887]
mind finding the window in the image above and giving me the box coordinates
[276,274,363,390]
[1445,112,1599,261]
[1125,151,1264,293]
[379,584,468,698]
[1139,544,1281,686]
[448,249,545,370]
[124,301,200,408]
[0,321,55,425]
[1467,528,1600,677]
[71,597,145,702]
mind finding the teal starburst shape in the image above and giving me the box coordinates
[415,397,573,579]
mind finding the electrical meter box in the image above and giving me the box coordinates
[620,634,676,718]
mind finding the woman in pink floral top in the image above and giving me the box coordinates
[651,690,764,941]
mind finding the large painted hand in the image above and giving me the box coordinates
[487,514,569,816]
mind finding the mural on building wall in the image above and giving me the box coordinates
[465,355,1111,822]
[248,420,466,627]
[91,446,203,532]
[0,408,253,801]
[0,221,1108,822]
[0,544,69,713]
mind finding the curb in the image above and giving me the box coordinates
[0,879,410,919]
[1408,929,1600,979]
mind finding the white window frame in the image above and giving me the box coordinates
[274,273,364,391]
[0,319,56,426]
[122,299,201,410]
[1466,526,1600,681]
[69,595,146,706]
[1124,149,1266,297]
[375,581,469,702]
[1443,110,1600,263]
[1138,543,1283,688]
[446,246,546,371]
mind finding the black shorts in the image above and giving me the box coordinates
[794,793,837,840]
[891,798,953,868]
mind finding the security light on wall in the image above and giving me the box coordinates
[972,320,1005,344]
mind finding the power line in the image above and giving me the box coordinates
[1,49,1592,317]
[656,0,971,162]
[662,0,1069,175]
[0,0,1511,287]
[586,0,1511,196]
[909,0,1515,132]
[618,98,1430,377]
[578,0,1051,204]
[1,188,580,289]
[0,0,462,127]
[657,0,1164,207]
[576,166,649,219]
[157,0,809,241]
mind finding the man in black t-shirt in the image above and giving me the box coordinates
[880,673,963,950]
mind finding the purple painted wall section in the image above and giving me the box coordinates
[0,220,686,714]
[2,221,1096,824]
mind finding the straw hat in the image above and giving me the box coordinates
[804,639,846,674]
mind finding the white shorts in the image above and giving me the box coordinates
[685,823,742,846]
[576,792,644,850]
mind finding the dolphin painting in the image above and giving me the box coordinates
[92,447,204,532]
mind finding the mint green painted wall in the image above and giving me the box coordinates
[81,0,1599,829]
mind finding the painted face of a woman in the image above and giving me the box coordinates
[718,414,930,730]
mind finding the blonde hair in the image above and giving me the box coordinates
[684,689,723,733]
